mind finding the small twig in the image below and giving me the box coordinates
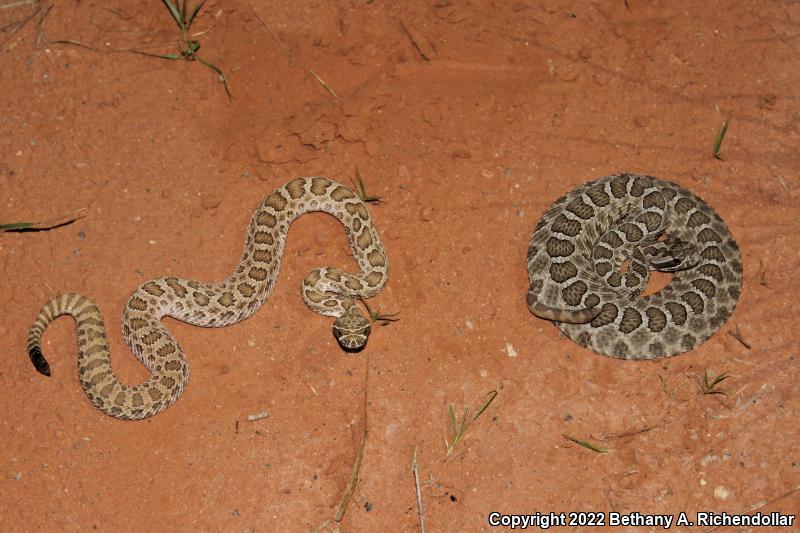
[727,325,752,350]
[758,258,769,288]
[112,41,177,54]
[307,67,338,101]
[399,20,432,61]
[34,0,50,44]
[703,483,800,532]
[48,38,94,50]
[412,445,426,533]
[333,415,366,521]
[190,24,215,38]
[246,411,269,421]
[7,2,92,51]
[246,0,338,101]
[244,0,289,53]
[334,353,370,522]
[116,47,183,59]
[0,2,41,50]
[602,425,658,440]
[0,0,37,10]
[443,445,466,466]
[658,374,674,396]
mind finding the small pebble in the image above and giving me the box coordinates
[700,454,719,466]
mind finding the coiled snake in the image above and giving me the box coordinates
[526,173,742,359]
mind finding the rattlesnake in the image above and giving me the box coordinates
[526,173,742,359]
[27,177,389,420]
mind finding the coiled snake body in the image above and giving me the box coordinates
[28,177,389,420]
[526,173,742,359]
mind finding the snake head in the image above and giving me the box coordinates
[332,308,372,352]
[645,237,701,272]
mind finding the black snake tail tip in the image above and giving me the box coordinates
[28,346,51,376]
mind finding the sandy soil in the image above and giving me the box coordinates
[2,1,799,531]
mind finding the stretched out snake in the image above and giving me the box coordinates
[27,177,389,420]
[526,173,742,359]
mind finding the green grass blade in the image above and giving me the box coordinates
[197,56,232,99]
[358,298,399,325]
[470,390,497,423]
[125,49,183,60]
[1,209,85,232]
[0,222,34,231]
[702,370,730,395]
[188,0,207,25]
[161,0,184,28]
[350,165,382,203]
[186,39,201,56]
[563,434,608,453]
[458,407,468,436]
[713,114,731,159]
[445,391,498,457]
[710,372,730,388]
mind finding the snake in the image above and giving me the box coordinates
[526,173,742,359]
[27,177,389,420]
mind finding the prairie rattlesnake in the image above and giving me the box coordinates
[27,177,389,419]
[526,173,742,359]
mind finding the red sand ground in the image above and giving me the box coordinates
[2,1,798,531]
